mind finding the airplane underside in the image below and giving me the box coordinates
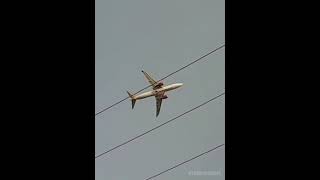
[127,70,183,117]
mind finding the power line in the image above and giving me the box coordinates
[144,144,225,180]
[95,92,225,159]
[95,44,225,116]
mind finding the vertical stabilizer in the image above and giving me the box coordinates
[126,91,136,109]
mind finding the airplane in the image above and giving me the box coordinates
[127,70,183,117]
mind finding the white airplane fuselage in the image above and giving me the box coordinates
[133,83,183,100]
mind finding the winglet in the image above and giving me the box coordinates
[126,91,136,109]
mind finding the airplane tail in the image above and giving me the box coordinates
[126,91,136,109]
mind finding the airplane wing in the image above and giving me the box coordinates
[142,70,158,88]
[155,97,162,117]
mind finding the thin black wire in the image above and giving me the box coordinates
[144,144,225,180]
[95,92,225,159]
[95,44,225,116]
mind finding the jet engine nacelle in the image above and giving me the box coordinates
[162,95,168,99]
[154,82,164,89]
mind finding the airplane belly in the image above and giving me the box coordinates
[135,91,155,99]
[160,85,175,92]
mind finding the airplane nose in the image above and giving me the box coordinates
[178,83,183,87]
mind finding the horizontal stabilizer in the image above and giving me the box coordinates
[127,91,136,109]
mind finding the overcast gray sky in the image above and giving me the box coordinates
[95,0,225,179]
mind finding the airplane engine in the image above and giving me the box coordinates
[162,95,168,99]
[154,82,164,89]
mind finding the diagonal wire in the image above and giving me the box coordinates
[95,44,225,116]
[144,144,225,180]
[95,92,225,159]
